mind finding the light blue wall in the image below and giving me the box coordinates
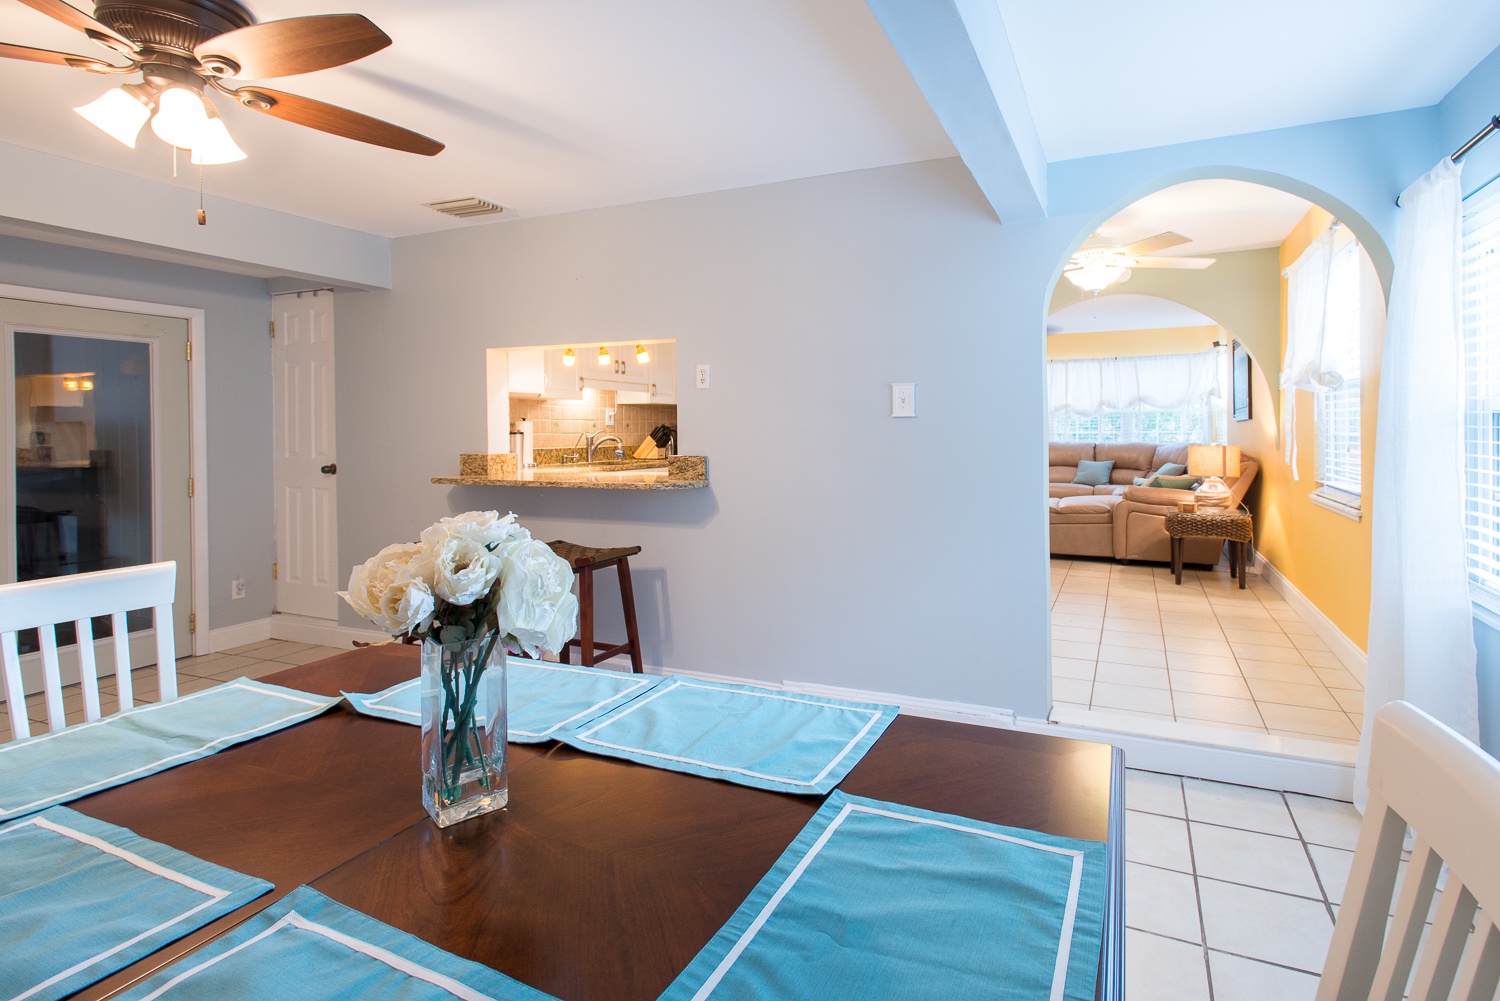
[1440,43,1500,750]
[0,237,275,633]
[331,103,1446,718]
[1439,43,1500,198]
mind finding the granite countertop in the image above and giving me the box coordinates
[434,454,707,491]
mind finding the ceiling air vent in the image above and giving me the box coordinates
[424,197,505,219]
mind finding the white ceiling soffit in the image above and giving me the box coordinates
[1047,294,1215,335]
[0,0,954,238]
[1096,179,1314,256]
[994,0,1500,162]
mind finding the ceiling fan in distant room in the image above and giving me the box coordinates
[1063,232,1215,294]
[0,0,443,173]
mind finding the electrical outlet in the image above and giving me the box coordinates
[891,382,916,418]
[695,364,711,389]
[230,578,247,600]
[605,409,615,426]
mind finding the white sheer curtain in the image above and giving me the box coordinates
[1281,225,1362,479]
[1047,350,1222,417]
[1360,157,1479,811]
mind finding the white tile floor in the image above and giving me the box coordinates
[5,638,1370,997]
[1051,556,1365,743]
[1124,768,1363,1000]
[2,639,345,735]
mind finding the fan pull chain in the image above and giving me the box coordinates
[198,165,206,226]
[171,144,178,180]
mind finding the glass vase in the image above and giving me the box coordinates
[420,634,508,827]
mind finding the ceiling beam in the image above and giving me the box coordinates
[866,0,1046,223]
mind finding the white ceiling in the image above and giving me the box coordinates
[1094,179,1314,256]
[1047,294,1215,335]
[0,0,954,237]
[995,0,1500,161]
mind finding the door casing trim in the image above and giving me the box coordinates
[0,282,210,656]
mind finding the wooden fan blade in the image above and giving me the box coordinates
[13,0,136,52]
[231,87,444,155]
[196,15,390,79]
[1120,232,1190,257]
[0,40,116,69]
[1130,256,1216,269]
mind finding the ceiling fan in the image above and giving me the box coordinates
[0,0,444,164]
[1064,232,1215,293]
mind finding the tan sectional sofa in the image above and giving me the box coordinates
[1048,443,1258,564]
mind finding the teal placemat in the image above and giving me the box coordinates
[118,885,560,1000]
[344,658,665,743]
[553,677,897,794]
[661,791,1108,1001]
[0,679,342,822]
[0,806,271,1001]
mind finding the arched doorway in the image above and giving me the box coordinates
[1044,178,1387,752]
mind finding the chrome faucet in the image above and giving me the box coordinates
[585,431,625,463]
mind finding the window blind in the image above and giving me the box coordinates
[1314,241,1363,499]
[1461,182,1500,597]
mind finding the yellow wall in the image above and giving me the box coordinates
[1045,325,1224,360]
[1245,207,1382,649]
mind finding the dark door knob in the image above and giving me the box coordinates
[320,463,337,475]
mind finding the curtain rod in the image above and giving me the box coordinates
[1453,115,1500,163]
[1395,114,1499,205]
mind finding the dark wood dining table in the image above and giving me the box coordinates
[60,644,1125,1000]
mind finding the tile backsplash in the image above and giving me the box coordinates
[510,389,677,453]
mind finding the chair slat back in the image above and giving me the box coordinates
[1317,701,1500,1001]
[0,562,178,742]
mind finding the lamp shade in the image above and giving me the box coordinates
[1188,444,1241,478]
[189,115,246,165]
[151,87,211,150]
[74,87,151,148]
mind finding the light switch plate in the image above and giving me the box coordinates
[891,382,916,417]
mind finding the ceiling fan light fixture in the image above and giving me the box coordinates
[1065,261,1132,293]
[74,87,151,148]
[150,85,211,150]
[190,113,245,164]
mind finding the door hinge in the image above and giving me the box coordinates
[188,613,196,634]
[272,562,279,580]
[270,320,276,339]
[187,477,194,497]
[185,340,192,361]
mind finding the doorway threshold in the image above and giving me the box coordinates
[1025,705,1356,800]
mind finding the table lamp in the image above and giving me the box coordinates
[1187,445,1240,509]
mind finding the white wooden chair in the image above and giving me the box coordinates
[0,561,178,741]
[1316,700,1500,1001]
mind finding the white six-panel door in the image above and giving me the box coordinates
[272,291,338,620]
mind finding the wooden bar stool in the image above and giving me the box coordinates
[546,541,644,673]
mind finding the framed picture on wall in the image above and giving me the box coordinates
[1232,340,1252,422]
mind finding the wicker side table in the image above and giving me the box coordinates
[1165,510,1253,588]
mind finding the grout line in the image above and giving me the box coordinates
[1182,785,1218,1001]
[1282,789,1340,925]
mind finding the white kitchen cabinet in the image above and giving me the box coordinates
[542,348,584,399]
[509,348,583,400]
[647,341,676,404]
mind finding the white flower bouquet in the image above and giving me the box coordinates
[340,509,578,654]
[340,510,579,826]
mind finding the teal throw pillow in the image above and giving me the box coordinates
[1151,475,1201,490]
[1072,459,1115,486]
[1156,462,1187,477]
[1132,476,1152,487]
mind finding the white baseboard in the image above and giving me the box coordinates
[208,617,273,652]
[269,612,387,649]
[1256,555,1368,683]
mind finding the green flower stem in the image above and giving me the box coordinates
[437,631,501,806]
